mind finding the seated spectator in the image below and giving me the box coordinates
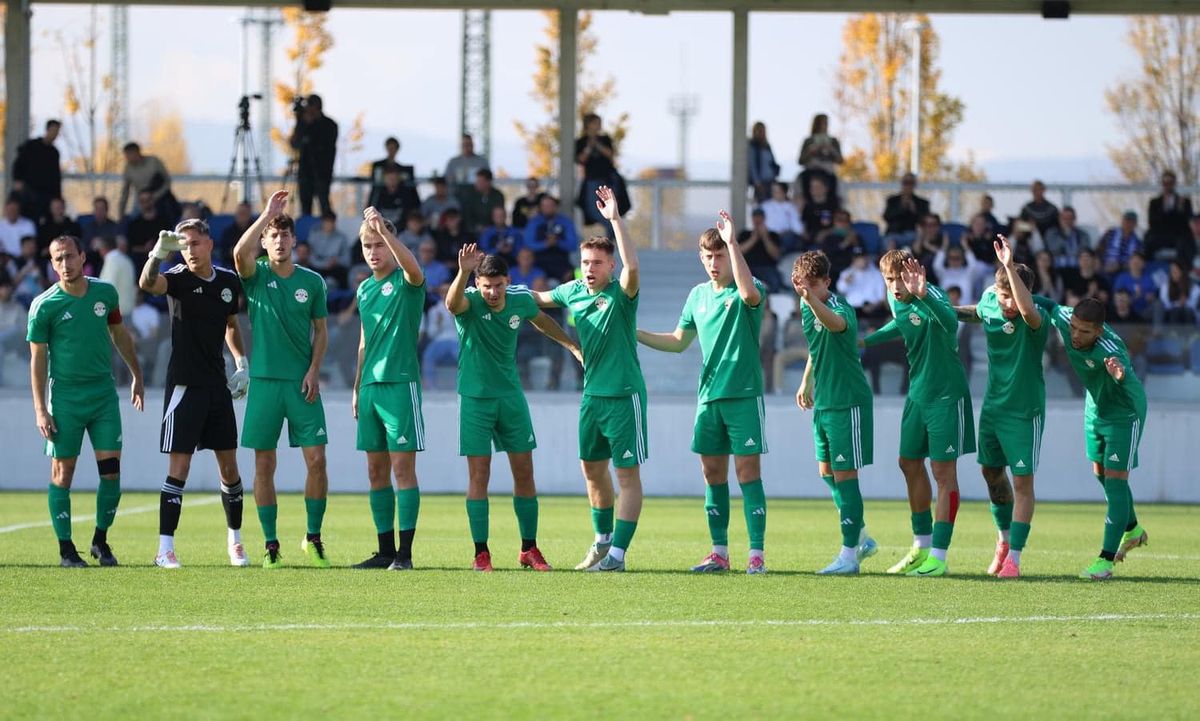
[37,198,82,258]
[0,276,30,384]
[1110,289,1147,325]
[1007,218,1043,267]
[977,194,1003,235]
[371,166,420,229]
[1112,252,1157,317]
[418,239,451,299]
[933,242,981,304]
[770,303,809,396]
[432,208,475,267]
[398,210,434,255]
[1033,250,1064,303]
[812,208,860,281]
[523,195,578,283]
[836,247,887,318]
[511,177,545,229]
[1020,179,1059,236]
[96,235,137,316]
[509,246,548,292]
[478,205,521,264]
[963,213,997,262]
[178,201,207,222]
[458,168,506,235]
[737,208,784,292]
[125,190,173,268]
[1097,210,1143,275]
[912,213,949,272]
[1145,170,1194,260]
[421,300,460,388]
[1159,260,1199,324]
[307,211,351,289]
[1043,205,1090,268]
[11,236,48,307]
[882,172,929,247]
[367,136,418,210]
[83,196,122,249]
[1062,248,1111,306]
[797,113,843,202]
[799,176,839,244]
[420,175,460,229]
[218,202,255,267]
[759,181,803,251]
[0,198,36,261]
[293,242,316,271]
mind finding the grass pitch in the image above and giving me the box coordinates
[1,492,1198,720]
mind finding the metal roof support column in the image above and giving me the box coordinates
[730,7,748,229]
[4,1,32,175]
[557,5,577,219]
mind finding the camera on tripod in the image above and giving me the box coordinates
[238,94,262,129]
[292,96,307,116]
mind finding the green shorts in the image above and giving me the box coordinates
[977,407,1043,475]
[1086,414,1144,472]
[899,395,976,461]
[579,392,648,468]
[356,381,424,453]
[241,378,329,450]
[459,393,536,456]
[45,380,122,459]
[692,396,768,456]
[813,404,873,471]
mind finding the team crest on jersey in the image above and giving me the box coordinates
[908,312,922,326]
[508,314,520,329]
[724,298,734,311]
[93,302,106,317]
[381,282,395,297]
[594,296,609,312]
[1085,359,1096,368]
[221,288,233,303]
[294,289,309,303]
[1002,321,1015,334]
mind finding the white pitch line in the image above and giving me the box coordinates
[0,496,221,535]
[6,612,1200,635]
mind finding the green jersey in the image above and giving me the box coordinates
[866,284,969,405]
[242,260,328,381]
[677,279,765,402]
[26,278,120,386]
[550,278,644,397]
[801,292,873,410]
[357,267,425,386]
[976,286,1050,418]
[454,285,540,398]
[1049,304,1147,422]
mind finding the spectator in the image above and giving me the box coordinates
[478,205,521,263]
[0,199,37,260]
[117,142,178,220]
[11,119,62,222]
[978,194,1003,235]
[1020,180,1059,236]
[83,196,123,249]
[11,236,47,307]
[836,247,887,318]
[307,211,352,289]
[288,94,338,216]
[417,239,451,299]
[813,208,860,281]
[1033,250,1064,303]
[797,113,843,202]
[370,166,418,228]
[421,300,460,387]
[945,285,975,376]
[124,190,173,268]
[882,172,930,246]
[293,242,315,271]
[748,121,780,202]
[963,214,997,263]
[37,198,81,258]
[1146,170,1194,261]
[933,242,981,304]
[1112,252,1157,317]
[1043,205,1091,268]
[444,133,490,194]
[458,168,506,234]
[432,208,474,266]
[420,176,460,229]
[1007,218,1044,267]
[575,113,624,230]
[0,277,29,383]
[912,213,949,268]
[96,234,137,316]
[1063,248,1111,306]
[760,181,804,250]
[1109,289,1147,325]
[799,175,839,241]
[398,210,434,255]
[737,208,784,292]
[511,177,545,229]
[1159,260,1199,324]
[509,246,548,292]
[1097,210,1143,275]
[368,136,418,207]
[218,202,256,267]
[523,194,578,283]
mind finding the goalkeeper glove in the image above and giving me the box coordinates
[151,230,184,260]
[228,357,250,400]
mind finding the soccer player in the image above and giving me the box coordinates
[532,186,645,572]
[863,251,974,577]
[232,190,332,569]
[446,243,582,571]
[350,207,426,571]
[28,235,144,567]
[636,211,769,574]
[139,220,251,569]
[792,250,878,574]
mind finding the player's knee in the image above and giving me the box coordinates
[96,456,120,479]
[254,454,277,476]
[898,457,923,475]
[304,447,327,472]
[50,459,77,488]
[1012,475,1035,495]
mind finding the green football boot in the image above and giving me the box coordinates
[887,543,929,574]
[1080,557,1114,580]
[907,555,948,577]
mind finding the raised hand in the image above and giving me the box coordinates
[994,234,1014,267]
[266,189,289,218]
[1104,356,1126,382]
[363,206,384,235]
[458,243,483,274]
[717,210,735,245]
[595,185,619,221]
[900,257,927,298]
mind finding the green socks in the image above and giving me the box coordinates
[396,487,420,532]
[612,518,638,551]
[305,497,327,536]
[368,487,396,534]
[931,520,954,550]
[740,479,766,551]
[48,484,72,541]
[95,478,121,531]
[513,496,538,541]
[1102,477,1132,555]
[591,506,614,537]
[257,504,279,544]
[836,478,864,548]
[466,498,489,544]
[989,501,1013,532]
[911,509,933,536]
[1010,521,1032,552]
[705,483,730,546]
[822,474,842,509]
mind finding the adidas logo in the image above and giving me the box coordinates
[193,287,203,294]
[482,313,492,320]
[1015,460,1026,468]
[945,445,956,453]
[527,434,534,442]
[707,508,721,516]
[622,450,634,459]
[167,497,181,505]
[744,438,756,447]
[841,518,854,525]
[1108,453,1120,462]
[61,311,73,320]
[267,281,278,288]
[752,508,765,516]
[1105,516,1113,525]
[55,511,69,519]
[316,429,326,437]
[835,454,846,462]
[399,435,408,444]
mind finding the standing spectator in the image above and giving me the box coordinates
[218,202,256,267]
[523,194,578,283]
[432,208,474,266]
[1043,206,1090,268]
[882,173,930,247]
[813,208,861,282]
[398,210,434,255]
[1109,289,1147,325]
[1062,248,1111,306]
[933,243,981,304]
[117,142,178,220]
[83,197,122,249]
[97,235,137,316]
[1159,260,1199,324]
[420,176,460,229]
[11,119,62,222]
[799,175,838,240]
[737,208,784,292]
[36,198,81,258]
[748,121,780,202]
[978,194,1003,234]
[575,113,627,230]
[478,205,521,263]
[1097,210,1143,275]
[444,133,490,194]
[370,166,419,228]
[11,237,47,307]
[797,113,843,202]
[417,238,451,299]
[124,190,172,268]
[1033,250,1063,303]
[458,168,506,235]
[1112,252,1157,317]
[511,177,545,229]
[288,94,338,217]
[1146,171,1194,260]
[509,246,547,292]
[760,181,804,250]
[836,247,887,318]
[368,136,417,206]
[0,199,36,260]
[1019,180,1059,236]
[307,211,351,289]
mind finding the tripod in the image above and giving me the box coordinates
[221,95,267,212]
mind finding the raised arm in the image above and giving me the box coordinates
[717,209,762,307]
[234,189,288,279]
[365,206,423,287]
[953,305,982,323]
[108,323,145,411]
[799,287,847,333]
[863,318,901,347]
[636,327,697,353]
[138,230,184,295]
[596,185,638,298]
[530,311,583,365]
[446,243,481,315]
[995,235,1041,330]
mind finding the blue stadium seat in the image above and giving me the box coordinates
[295,215,320,243]
[1146,334,1185,375]
[853,222,882,255]
[207,214,234,245]
[944,222,967,245]
[1191,338,1200,374]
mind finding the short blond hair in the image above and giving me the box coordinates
[359,217,397,241]
[879,248,913,275]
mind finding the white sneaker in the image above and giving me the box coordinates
[574,543,611,570]
[155,550,181,568]
[228,542,249,567]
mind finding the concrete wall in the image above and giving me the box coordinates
[1,391,1195,503]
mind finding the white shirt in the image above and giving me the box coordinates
[0,216,37,255]
[759,200,804,235]
[836,263,886,307]
[130,303,161,340]
[933,246,981,304]
[99,249,138,316]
